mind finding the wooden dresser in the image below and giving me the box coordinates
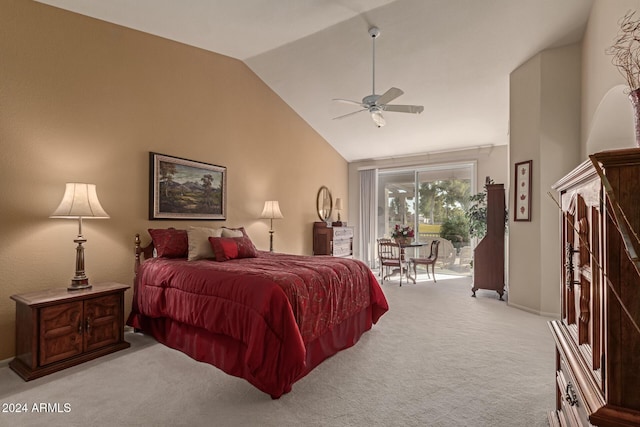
[10,282,130,381]
[313,222,354,257]
[549,148,640,427]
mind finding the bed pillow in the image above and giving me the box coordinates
[221,226,258,253]
[221,226,246,238]
[148,228,188,258]
[209,236,258,261]
[187,226,223,260]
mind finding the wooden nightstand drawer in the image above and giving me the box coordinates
[555,363,588,427]
[10,282,130,381]
[332,240,352,257]
[333,227,353,239]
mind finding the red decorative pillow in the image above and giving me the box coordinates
[148,228,188,258]
[208,236,258,261]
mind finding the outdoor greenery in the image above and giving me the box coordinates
[466,190,489,240]
[439,210,469,250]
[418,179,470,226]
[387,179,472,249]
[465,178,508,241]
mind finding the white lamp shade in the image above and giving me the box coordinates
[334,198,343,210]
[260,201,283,219]
[50,183,110,219]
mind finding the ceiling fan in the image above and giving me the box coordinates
[333,26,424,128]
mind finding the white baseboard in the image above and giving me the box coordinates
[508,301,559,318]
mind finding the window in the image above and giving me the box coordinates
[377,162,475,273]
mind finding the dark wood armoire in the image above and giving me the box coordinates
[471,183,506,300]
[548,148,640,426]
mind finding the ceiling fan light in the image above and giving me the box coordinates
[371,110,385,127]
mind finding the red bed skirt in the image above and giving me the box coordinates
[128,305,374,398]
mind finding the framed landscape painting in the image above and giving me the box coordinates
[149,152,226,220]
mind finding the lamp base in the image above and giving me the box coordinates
[69,234,92,291]
[68,278,92,291]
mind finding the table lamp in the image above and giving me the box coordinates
[260,201,283,252]
[50,183,110,290]
[334,198,343,226]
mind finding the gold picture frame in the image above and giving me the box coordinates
[149,152,226,220]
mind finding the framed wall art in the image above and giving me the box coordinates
[514,160,532,222]
[149,152,226,220]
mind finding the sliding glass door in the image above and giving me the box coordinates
[377,162,475,274]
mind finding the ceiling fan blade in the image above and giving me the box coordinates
[382,104,424,114]
[333,108,368,120]
[376,87,404,105]
[332,98,366,107]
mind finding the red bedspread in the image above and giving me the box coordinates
[127,251,388,398]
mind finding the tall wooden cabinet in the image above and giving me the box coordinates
[471,183,506,299]
[549,148,640,427]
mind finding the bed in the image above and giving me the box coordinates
[126,227,388,398]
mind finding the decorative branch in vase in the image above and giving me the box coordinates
[606,10,640,147]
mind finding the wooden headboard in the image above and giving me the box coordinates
[134,233,155,275]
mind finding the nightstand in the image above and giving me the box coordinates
[312,222,354,257]
[9,282,130,381]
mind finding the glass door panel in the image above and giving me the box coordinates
[416,165,472,246]
[377,163,474,276]
[377,171,416,239]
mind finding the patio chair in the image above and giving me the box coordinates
[378,238,406,286]
[410,240,440,283]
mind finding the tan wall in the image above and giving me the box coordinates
[508,44,581,317]
[539,45,583,316]
[508,54,543,313]
[0,0,347,360]
[509,0,640,316]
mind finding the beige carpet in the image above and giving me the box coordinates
[0,274,556,427]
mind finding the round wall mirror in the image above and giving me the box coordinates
[316,186,333,222]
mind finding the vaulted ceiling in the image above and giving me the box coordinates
[36,0,594,162]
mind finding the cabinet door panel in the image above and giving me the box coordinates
[84,294,121,352]
[40,301,83,366]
